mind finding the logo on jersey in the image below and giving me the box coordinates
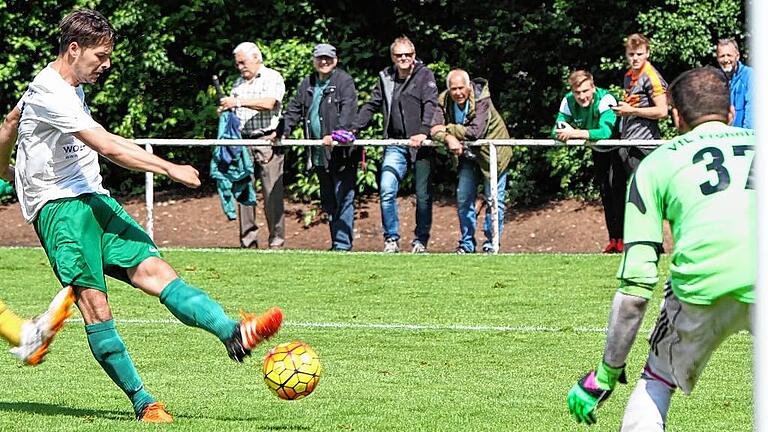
[62,143,88,160]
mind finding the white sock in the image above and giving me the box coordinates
[620,376,673,432]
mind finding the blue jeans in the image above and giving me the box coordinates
[456,158,507,252]
[379,146,433,245]
[317,154,357,251]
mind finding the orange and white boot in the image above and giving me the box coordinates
[225,307,283,362]
[10,287,75,365]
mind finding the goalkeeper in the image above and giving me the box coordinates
[567,67,755,431]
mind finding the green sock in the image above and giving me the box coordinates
[159,278,237,341]
[86,320,155,417]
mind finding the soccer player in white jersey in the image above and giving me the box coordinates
[566,67,755,430]
[0,9,283,423]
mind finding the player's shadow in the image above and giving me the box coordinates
[0,401,127,420]
[0,401,311,428]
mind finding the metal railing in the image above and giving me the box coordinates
[133,138,664,253]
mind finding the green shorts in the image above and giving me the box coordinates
[34,193,161,292]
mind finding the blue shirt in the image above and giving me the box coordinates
[452,101,469,125]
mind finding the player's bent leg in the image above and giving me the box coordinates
[128,256,179,297]
[156,277,283,361]
[9,287,75,365]
[620,375,673,432]
[87,318,160,420]
[77,287,160,420]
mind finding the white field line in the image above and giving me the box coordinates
[63,318,751,336]
[62,318,618,334]
[0,245,607,256]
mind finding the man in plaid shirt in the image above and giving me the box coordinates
[219,42,286,249]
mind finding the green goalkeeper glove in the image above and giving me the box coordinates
[567,362,627,425]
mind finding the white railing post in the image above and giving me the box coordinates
[488,142,499,254]
[144,143,154,240]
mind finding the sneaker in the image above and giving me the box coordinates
[482,244,495,254]
[411,240,427,254]
[383,238,400,253]
[616,239,624,253]
[138,402,173,423]
[602,239,618,254]
[455,246,470,254]
[225,306,283,362]
[10,287,75,366]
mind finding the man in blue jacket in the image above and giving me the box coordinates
[281,43,359,251]
[716,38,752,128]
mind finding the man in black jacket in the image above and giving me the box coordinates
[281,44,359,251]
[355,36,438,253]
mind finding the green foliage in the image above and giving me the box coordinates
[0,0,747,203]
[637,0,745,67]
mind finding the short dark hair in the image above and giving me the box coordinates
[58,9,116,54]
[668,67,730,125]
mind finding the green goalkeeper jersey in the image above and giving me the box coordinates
[617,121,755,305]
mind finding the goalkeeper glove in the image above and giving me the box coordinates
[567,361,627,425]
[331,129,356,144]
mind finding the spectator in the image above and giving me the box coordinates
[716,38,753,128]
[219,42,286,249]
[281,43,359,251]
[355,36,438,253]
[608,33,668,253]
[431,69,512,254]
[567,67,754,431]
[553,70,622,254]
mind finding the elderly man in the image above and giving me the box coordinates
[281,43,358,251]
[355,36,438,253]
[219,42,286,249]
[567,67,754,431]
[553,70,622,253]
[431,69,513,254]
[716,38,753,128]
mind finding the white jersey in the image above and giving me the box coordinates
[15,65,108,222]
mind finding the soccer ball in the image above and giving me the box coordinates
[262,341,321,400]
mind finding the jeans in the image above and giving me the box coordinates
[456,158,507,252]
[317,154,357,251]
[379,146,433,245]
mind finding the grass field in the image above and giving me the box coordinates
[0,248,753,431]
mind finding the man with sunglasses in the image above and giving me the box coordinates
[355,36,438,253]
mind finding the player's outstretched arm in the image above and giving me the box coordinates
[75,127,200,188]
[0,107,20,182]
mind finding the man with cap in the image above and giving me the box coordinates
[280,43,359,250]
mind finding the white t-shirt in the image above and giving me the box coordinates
[15,64,108,222]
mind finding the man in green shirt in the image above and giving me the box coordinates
[553,70,622,253]
[566,67,755,431]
